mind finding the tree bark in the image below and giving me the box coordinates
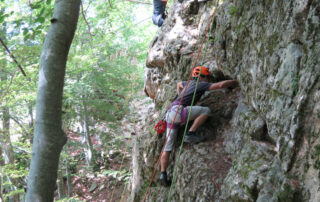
[26,0,81,201]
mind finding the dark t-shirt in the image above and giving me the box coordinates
[175,80,212,106]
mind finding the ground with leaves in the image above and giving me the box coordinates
[54,131,131,201]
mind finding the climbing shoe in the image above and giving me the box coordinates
[159,172,171,187]
[184,131,206,143]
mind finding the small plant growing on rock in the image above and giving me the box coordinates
[229,5,237,16]
[312,144,320,178]
[291,72,300,96]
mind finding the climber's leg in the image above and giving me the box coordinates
[161,151,170,172]
[160,128,177,187]
[189,115,209,132]
[161,128,178,171]
[187,106,211,131]
[184,106,211,143]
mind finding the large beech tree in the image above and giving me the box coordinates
[26,0,81,201]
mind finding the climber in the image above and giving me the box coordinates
[159,66,237,187]
[152,0,167,27]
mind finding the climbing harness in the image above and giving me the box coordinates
[143,1,219,201]
[155,101,188,137]
[166,101,188,129]
[154,100,187,135]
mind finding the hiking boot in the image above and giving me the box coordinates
[184,131,206,143]
[159,172,171,187]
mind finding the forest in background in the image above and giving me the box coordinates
[0,0,156,201]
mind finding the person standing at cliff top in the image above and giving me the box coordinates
[152,0,167,27]
[160,66,238,187]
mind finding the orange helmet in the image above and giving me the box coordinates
[192,66,210,77]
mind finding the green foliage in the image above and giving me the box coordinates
[229,5,238,16]
[62,0,155,139]
[3,189,25,201]
[312,144,320,178]
[291,72,300,96]
[56,197,84,202]
[2,0,155,198]
[141,178,157,196]
[3,163,29,179]
[102,169,131,182]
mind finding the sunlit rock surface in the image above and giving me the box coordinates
[132,0,320,201]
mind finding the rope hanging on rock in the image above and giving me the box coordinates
[142,1,219,201]
[167,2,219,201]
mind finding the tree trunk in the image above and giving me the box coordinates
[1,98,15,167]
[26,1,81,201]
[27,102,34,144]
[1,108,19,202]
[0,19,14,167]
[0,23,4,201]
[56,168,67,199]
[81,94,95,167]
[28,103,34,129]
[65,160,72,197]
[0,144,3,202]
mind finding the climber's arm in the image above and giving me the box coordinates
[177,82,184,95]
[209,80,238,91]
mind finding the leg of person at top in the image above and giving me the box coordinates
[152,0,166,27]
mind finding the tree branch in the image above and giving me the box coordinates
[125,0,152,5]
[80,1,94,37]
[14,146,31,154]
[108,0,114,8]
[0,38,27,77]
[9,115,30,136]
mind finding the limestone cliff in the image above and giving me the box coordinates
[131,0,320,201]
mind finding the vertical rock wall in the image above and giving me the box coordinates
[132,0,320,201]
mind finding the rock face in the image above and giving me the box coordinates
[132,0,320,201]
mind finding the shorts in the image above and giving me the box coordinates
[164,105,211,151]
